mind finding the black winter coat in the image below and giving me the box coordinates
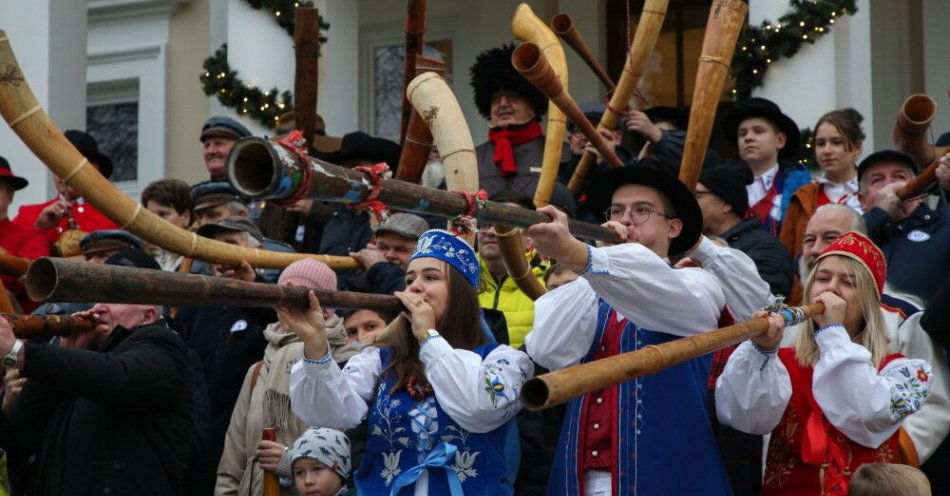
[6,322,194,496]
[721,218,795,297]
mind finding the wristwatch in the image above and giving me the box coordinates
[419,329,440,343]
[3,339,23,367]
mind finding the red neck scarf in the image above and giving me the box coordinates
[488,120,543,177]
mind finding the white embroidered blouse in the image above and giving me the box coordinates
[524,242,724,370]
[289,336,533,434]
[715,324,933,448]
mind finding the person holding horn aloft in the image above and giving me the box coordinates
[716,232,933,495]
[288,229,532,495]
[523,166,732,495]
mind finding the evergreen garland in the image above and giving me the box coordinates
[199,0,328,129]
[730,0,857,102]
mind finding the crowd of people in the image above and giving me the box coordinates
[0,41,948,496]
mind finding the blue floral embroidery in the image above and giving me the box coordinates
[369,382,409,485]
[884,361,932,421]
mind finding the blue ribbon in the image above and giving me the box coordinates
[389,442,464,496]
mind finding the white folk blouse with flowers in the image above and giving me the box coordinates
[715,325,933,448]
[289,338,533,495]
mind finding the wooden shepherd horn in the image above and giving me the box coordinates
[3,313,94,339]
[513,42,624,168]
[395,56,446,184]
[0,30,359,271]
[551,13,616,90]
[521,303,825,410]
[406,72,480,245]
[567,0,669,193]
[226,137,622,244]
[677,0,747,191]
[25,257,405,312]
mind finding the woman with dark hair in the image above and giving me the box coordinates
[780,109,865,259]
[286,229,533,495]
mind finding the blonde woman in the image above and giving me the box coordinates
[716,232,932,495]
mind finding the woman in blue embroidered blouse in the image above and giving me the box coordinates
[286,229,533,496]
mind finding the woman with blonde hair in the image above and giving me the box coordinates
[715,232,932,495]
[287,229,532,495]
[780,109,865,260]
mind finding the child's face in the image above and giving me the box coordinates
[293,458,343,496]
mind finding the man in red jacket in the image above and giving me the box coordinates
[12,130,118,249]
[0,156,49,311]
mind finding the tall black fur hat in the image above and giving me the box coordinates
[469,43,547,121]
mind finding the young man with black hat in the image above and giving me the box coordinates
[723,97,810,236]
[524,167,732,495]
[859,149,950,303]
[13,130,119,245]
[0,249,195,496]
[200,116,252,181]
[470,43,570,199]
[696,160,795,299]
[0,156,49,312]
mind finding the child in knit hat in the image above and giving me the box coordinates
[289,427,352,496]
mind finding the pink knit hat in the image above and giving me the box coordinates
[278,259,337,290]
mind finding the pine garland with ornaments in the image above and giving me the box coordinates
[199,0,328,129]
[730,0,857,101]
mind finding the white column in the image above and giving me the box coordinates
[315,0,360,136]
[0,0,87,213]
[225,0,295,136]
[920,0,949,143]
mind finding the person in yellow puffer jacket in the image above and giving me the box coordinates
[476,224,548,349]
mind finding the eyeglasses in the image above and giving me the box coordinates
[604,205,673,224]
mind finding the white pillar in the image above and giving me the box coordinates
[0,0,87,214]
[225,0,295,136]
[314,0,359,136]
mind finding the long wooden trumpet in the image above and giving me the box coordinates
[399,0,428,145]
[521,303,825,410]
[567,0,669,192]
[551,13,615,90]
[226,137,621,244]
[25,257,405,312]
[3,313,94,339]
[513,42,623,168]
[512,3,568,208]
[395,57,445,184]
[897,158,943,200]
[894,94,948,169]
[0,253,31,276]
[0,30,358,271]
[677,0,747,191]
[492,226,546,301]
[406,72,479,244]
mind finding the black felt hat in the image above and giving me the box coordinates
[104,248,161,271]
[586,166,703,256]
[469,43,547,121]
[311,131,401,170]
[699,159,755,217]
[722,97,800,159]
[65,130,114,179]
[645,106,688,131]
[0,156,29,190]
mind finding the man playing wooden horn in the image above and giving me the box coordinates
[469,43,569,199]
[12,130,119,247]
[524,166,732,495]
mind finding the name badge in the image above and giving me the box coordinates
[230,319,248,333]
[907,230,930,242]
[529,166,543,174]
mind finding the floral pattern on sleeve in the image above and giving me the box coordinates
[884,361,932,422]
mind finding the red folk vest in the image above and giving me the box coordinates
[762,348,904,496]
